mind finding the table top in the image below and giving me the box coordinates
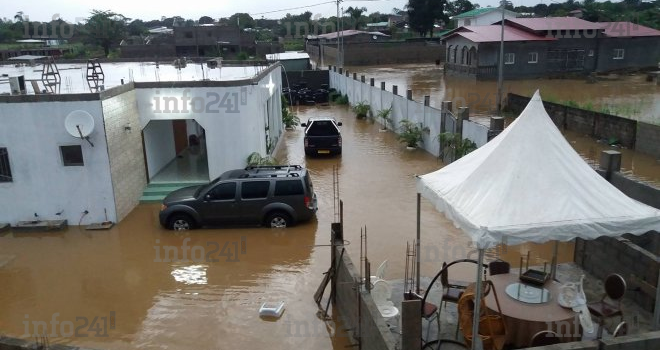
[484,273,575,323]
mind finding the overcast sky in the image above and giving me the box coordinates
[4,0,530,23]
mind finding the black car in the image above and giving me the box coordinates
[159,165,317,230]
[301,117,342,156]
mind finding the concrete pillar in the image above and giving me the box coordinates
[407,90,413,100]
[599,150,622,180]
[380,82,386,90]
[370,78,375,86]
[353,72,357,80]
[361,75,365,83]
[490,116,505,131]
[339,68,343,74]
[393,85,398,95]
[328,65,332,71]
[458,106,470,121]
[440,101,452,134]
[345,70,349,77]
[401,299,422,350]
[424,96,430,106]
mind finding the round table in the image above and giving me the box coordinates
[483,273,581,348]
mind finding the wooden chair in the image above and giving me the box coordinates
[588,274,626,338]
[488,260,510,276]
[405,291,440,343]
[613,321,628,337]
[457,281,506,350]
[530,330,560,346]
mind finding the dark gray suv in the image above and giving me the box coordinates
[159,165,317,230]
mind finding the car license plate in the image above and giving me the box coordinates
[318,150,330,154]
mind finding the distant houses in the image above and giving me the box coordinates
[442,17,660,79]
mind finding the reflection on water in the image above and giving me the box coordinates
[1,104,603,350]
[346,63,660,125]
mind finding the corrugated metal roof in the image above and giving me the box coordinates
[600,22,660,37]
[265,51,310,61]
[453,8,498,19]
[506,17,604,31]
[444,25,556,43]
[317,30,389,40]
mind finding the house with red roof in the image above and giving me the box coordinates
[442,17,660,79]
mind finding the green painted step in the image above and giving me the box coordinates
[140,181,208,204]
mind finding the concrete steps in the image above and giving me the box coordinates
[140,182,207,203]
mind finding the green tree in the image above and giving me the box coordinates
[199,16,214,25]
[406,0,448,37]
[229,13,255,29]
[84,10,129,57]
[344,6,367,29]
[446,0,477,17]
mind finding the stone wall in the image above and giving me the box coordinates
[574,235,659,311]
[333,246,398,350]
[507,93,638,149]
[101,84,147,222]
[636,122,660,159]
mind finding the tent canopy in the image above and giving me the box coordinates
[417,90,660,249]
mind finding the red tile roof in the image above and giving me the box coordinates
[600,22,660,37]
[445,25,556,43]
[506,17,604,31]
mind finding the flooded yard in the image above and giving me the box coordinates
[0,105,576,350]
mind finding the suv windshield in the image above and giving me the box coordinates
[307,120,339,136]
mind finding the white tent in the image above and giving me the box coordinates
[416,90,660,349]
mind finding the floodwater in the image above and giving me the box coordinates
[345,63,660,126]
[344,63,660,186]
[0,105,575,350]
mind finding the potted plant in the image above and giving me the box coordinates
[281,95,300,129]
[398,120,426,149]
[376,107,392,131]
[439,132,477,162]
[352,101,371,119]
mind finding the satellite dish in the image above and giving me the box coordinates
[65,110,95,138]
[64,110,95,147]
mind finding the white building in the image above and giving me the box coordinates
[452,8,519,27]
[0,61,283,226]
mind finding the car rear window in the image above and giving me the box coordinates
[241,181,270,199]
[274,180,304,196]
[307,120,339,136]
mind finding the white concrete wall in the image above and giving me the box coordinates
[0,100,117,225]
[143,120,176,180]
[135,67,283,179]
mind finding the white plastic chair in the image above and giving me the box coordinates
[370,259,389,286]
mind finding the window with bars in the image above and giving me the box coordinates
[0,148,12,182]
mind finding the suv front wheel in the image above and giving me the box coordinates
[168,214,196,230]
[265,211,292,228]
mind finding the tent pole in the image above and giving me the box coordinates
[471,248,485,350]
[416,192,421,294]
[551,240,559,280]
[654,268,660,330]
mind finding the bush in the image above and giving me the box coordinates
[377,107,392,129]
[335,94,349,105]
[281,95,300,128]
[247,152,276,166]
[352,101,371,119]
[398,120,426,148]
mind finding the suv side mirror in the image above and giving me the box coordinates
[300,123,307,127]
[337,122,342,126]
[204,194,212,201]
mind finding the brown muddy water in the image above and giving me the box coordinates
[0,105,575,350]
[346,64,660,186]
[345,63,660,126]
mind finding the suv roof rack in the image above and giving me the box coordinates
[244,165,303,172]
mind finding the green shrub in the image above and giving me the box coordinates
[352,101,371,119]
